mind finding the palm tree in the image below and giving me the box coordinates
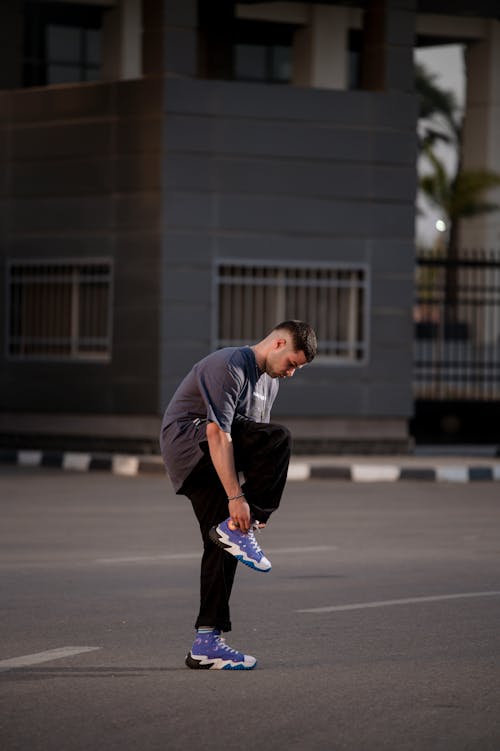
[416,61,500,248]
[420,148,500,322]
[416,62,500,321]
[415,62,459,152]
[420,147,500,255]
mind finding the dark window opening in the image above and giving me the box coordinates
[233,20,294,84]
[198,5,296,85]
[23,1,105,87]
[348,29,363,90]
[216,261,369,363]
[7,259,113,361]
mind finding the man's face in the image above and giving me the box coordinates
[264,340,308,379]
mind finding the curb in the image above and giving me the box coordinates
[306,464,500,483]
[0,449,165,477]
[2,449,500,482]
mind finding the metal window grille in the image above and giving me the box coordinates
[414,249,500,400]
[7,259,113,361]
[215,260,369,363]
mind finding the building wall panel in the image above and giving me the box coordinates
[160,77,417,422]
[0,80,162,415]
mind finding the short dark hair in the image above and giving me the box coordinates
[273,320,317,363]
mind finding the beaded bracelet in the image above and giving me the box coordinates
[227,493,245,501]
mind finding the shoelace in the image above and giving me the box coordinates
[246,526,264,554]
[228,520,264,555]
[215,634,239,655]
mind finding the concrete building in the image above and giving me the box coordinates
[1,0,499,453]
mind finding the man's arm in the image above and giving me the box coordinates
[206,421,251,532]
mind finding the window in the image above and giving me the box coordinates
[348,29,363,90]
[235,42,292,83]
[215,261,369,363]
[7,260,113,361]
[233,20,294,84]
[23,1,104,87]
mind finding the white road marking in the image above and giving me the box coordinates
[96,545,337,565]
[97,552,201,564]
[297,590,500,614]
[267,545,337,555]
[0,646,101,672]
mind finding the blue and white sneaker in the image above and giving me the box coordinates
[209,518,272,572]
[185,630,257,670]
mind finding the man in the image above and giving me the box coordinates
[160,320,317,670]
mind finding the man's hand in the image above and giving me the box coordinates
[228,497,251,533]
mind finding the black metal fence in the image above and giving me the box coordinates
[414,249,500,401]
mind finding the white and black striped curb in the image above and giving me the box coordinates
[289,462,500,483]
[2,449,500,482]
[0,449,165,476]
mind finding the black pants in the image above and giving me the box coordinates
[181,418,291,632]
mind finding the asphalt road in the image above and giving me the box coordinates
[1,467,499,751]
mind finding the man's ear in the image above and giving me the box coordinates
[274,337,287,350]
